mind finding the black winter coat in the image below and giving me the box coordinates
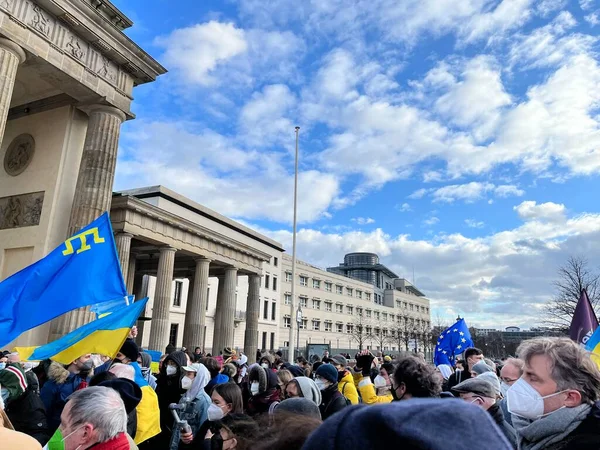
[488,403,516,449]
[546,402,600,450]
[5,388,50,445]
[320,383,347,421]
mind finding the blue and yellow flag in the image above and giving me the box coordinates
[130,360,161,443]
[25,298,148,365]
[0,212,127,346]
[585,326,600,368]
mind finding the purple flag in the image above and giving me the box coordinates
[569,289,599,345]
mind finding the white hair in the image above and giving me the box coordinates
[109,363,135,381]
[67,386,127,442]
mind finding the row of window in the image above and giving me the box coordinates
[264,274,278,292]
[285,273,372,301]
[283,317,430,333]
[283,294,429,316]
[263,299,277,321]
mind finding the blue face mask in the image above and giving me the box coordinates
[0,362,5,370]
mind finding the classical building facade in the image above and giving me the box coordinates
[110,186,283,362]
[0,0,165,346]
[280,254,431,353]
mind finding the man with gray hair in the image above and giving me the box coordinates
[499,357,525,426]
[56,386,129,450]
[508,337,600,450]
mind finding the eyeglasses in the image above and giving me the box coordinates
[501,377,518,384]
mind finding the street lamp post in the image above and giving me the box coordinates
[296,307,303,356]
[288,127,300,361]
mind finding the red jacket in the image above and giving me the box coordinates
[91,433,131,450]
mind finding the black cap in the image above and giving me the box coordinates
[119,338,140,362]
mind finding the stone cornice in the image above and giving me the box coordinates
[110,195,272,271]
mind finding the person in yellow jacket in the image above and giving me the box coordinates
[330,354,359,405]
[353,350,393,404]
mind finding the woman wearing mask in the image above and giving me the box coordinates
[156,351,188,448]
[246,365,280,416]
[314,365,347,420]
[138,352,158,390]
[179,382,244,448]
[258,355,275,372]
[203,414,258,450]
[276,369,293,397]
[169,363,211,450]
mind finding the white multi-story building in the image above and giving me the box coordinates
[280,254,431,353]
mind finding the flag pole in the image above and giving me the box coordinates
[288,127,300,361]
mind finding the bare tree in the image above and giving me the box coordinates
[372,325,391,351]
[545,256,600,331]
[348,312,374,350]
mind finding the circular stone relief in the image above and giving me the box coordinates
[4,133,35,177]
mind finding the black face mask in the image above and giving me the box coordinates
[337,371,345,382]
[391,384,406,402]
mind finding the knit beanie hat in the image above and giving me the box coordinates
[472,360,494,375]
[331,355,348,368]
[294,376,322,406]
[315,364,338,384]
[119,339,139,362]
[275,398,322,421]
[0,364,27,403]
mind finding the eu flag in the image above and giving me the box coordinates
[0,212,127,346]
[434,318,474,366]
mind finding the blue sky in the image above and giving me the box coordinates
[111,0,600,329]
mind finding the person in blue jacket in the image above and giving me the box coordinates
[39,353,92,433]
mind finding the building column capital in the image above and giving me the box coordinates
[115,232,133,238]
[194,256,212,264]
[159,246,177,254]
[79,104,127,123]
[0,38,26,64]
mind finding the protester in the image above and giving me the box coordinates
[179,381,244,447]
[330,355,359,405]
[0,363,49,445]
[284,377,322,407]
[471,360,494,378]
[499,357,524,426]
[257,406,322,450]
[301,399,513,450]
[40,354,92,433]
[222,363,237,383]
[138,352,157,390]
[204,357,228,395]
[193,348,203,363]
[259,354,275,371]
[98,378,142,442]
[247,365,280,416]
[48,386,129,450]
[353,351,391,404]
[508,337,600,449]
[205,413,258,450]
[273,398,321,422]
[223,348,237,365]
[0,390,42,450]
[452,377,517,447]
[392,356,442,400]
[446,347,484,390]
[276,369,293,396]
[155,350,188,448]
[314,364,347,420]
[109,363,135,381]
[169,363,211,450]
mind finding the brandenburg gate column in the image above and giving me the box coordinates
[0,39,26,148]
[212,267,238,354]
[49,104,126,339]
[244,274,261,364]
[115,232,133,286]
[148,246,177,352]
[183,257,211,351]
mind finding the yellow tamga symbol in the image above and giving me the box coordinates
[62,227,106,256]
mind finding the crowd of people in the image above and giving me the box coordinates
[1,335,600,449]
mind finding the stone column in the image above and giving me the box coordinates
[126,253,137,293]
[244,274,261,364]
[115,232,133,284]
[212,267,238,354]
[148,247,177,352]
[49,105,126,339]
[133,272,148,346]
[183,257,211,350]
[0,39,26,148]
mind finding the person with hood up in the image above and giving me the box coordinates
[168,363,211,450]
[301,398,513,450]
[155,350,189,448]
[281,362,305,379]
[0,363,49,445]
[137,352,157,390]
[284,377,322,408]
[258,354,276,372]
[330,355,359,405]
[452,377,516,447]
[204,358,229,395]
[353,351,392,404]
[39,353,92,433]
[314,364,347,420]
[246,365,280,417]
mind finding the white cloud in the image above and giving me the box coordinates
[465,219,485,228]
[424,216,440,226]
[397,203,412,212]
[156,21,248,86]
[536,0,567,17]
[494,185,525,198]
[514,201,566,222]
[425,182,524,203]
[585,13,599,26]
[408,188,430,200]
[458,0,533,44]
[580,0,594,10]
[352,217,376,225]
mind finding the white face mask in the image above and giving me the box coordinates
[181,376,193,390]
[315,379,327,391]
[507,378,567,420]
[374,375,388,388]
[166,365,177,376]
[250,382,260,396]
[207,403,225,421]
[261,363,269,369]
[500,381,510,397]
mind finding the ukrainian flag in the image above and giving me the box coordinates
[23,298,148,365]
[130,361,161,444]
[586,327,600,368]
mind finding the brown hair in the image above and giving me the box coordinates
[277,369,294,387]
[213,383,244,414]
